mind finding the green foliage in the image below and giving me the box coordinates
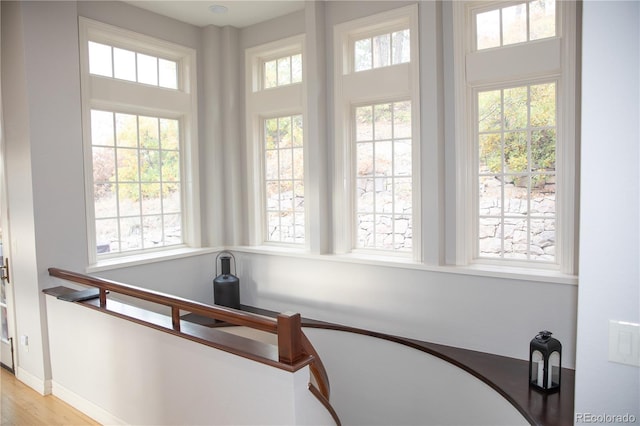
[478,83,556,181]
[112,114,180,201]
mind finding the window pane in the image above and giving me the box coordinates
[264,60,277,89]
[373,103,392,140]
[375,141,392,176]
[479,133,502,173]
[479,175,502,214]
[160,118,179,150]
[94,182,117,218]
[530,0,556,40]
[263,115,304,244]
[393,101,412,139]
[504,131,528,173]
[142,215,163,248]
[531,129,556,171]
[91,110,114,146]
[88,41,112,77]
[139,116,159,149]
[477,9,501,50]
[476,83,557,263]
[277,56,291,86]
[478,90,502,132]
[291,54,302,83]
[92,110,183,256]
[113,47,136,82]
[355,106,373,141]
[531,175,555,215]
[96,218,119,253]
[92,147,116,183]
[354,101,412,252]
[137,53,158,86]
[394,139,412,176]
[158,58,178,89]
[391,30,410,64]
[265,118,278,149]
[502,3,527,46]
[292,147,304,180]
[161,151,180,182]
[530,83,556,127]
[115,113,138,147]
[119,216,142,251]
[141,185,162,214]
[504,86,528,130]
[278,116,292,148]
[292,115,303,147]
[372,33,391,68]
[355,38,372,72]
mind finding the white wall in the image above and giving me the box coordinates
[574,0,640,420]
[305,328,527,425]
[45,295,333,425]
[1,0,87,390]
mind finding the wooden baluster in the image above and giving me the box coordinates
[99,289,107,308]
[172,307,181,331]
[277,312,304,365]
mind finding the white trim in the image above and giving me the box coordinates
[233,245,578,286]
[16,366,50,395]
[78,17,200,265]
[52,381,127,425]
[85,247,219,273]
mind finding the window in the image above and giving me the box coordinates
[475,0,557,50]
[454,1,577,273]
[264,114,304,243]
[88,41,178,89]
[263,53,302,89]
[79,18,199,263]
[91,111,182,253]
[477,82,557,261]
[354,28,410,72]
[246,35,306,247]
[354,101,412,251]
[334,5,420,259]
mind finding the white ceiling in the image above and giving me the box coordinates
[123,1,306,28]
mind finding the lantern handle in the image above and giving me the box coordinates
[536,330,553,340]
[215,251,237,276]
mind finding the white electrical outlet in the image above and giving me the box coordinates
[609,320,640,367]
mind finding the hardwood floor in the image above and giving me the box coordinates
[1,367,100,426]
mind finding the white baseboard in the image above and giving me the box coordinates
[15,367,51,395]
[52,381,127,426]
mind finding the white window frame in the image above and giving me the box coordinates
[245,35,308,249]
[333,4,421,261]
[79,17,200,266]
[453,1,578,274]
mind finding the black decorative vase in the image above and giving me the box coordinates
[213,252,240,309]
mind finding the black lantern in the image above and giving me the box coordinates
[213,252,240,309]
[529,330,562,392]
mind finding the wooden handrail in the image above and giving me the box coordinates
[49,268,276,332]
[48,268,298,364]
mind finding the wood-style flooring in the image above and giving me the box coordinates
[1,367,100,426]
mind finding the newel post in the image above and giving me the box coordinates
[277,312,304,365]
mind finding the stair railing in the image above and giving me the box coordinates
[47,267,328,389]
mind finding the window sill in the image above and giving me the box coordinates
[86,247,220,273]
[232,246,578,286]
